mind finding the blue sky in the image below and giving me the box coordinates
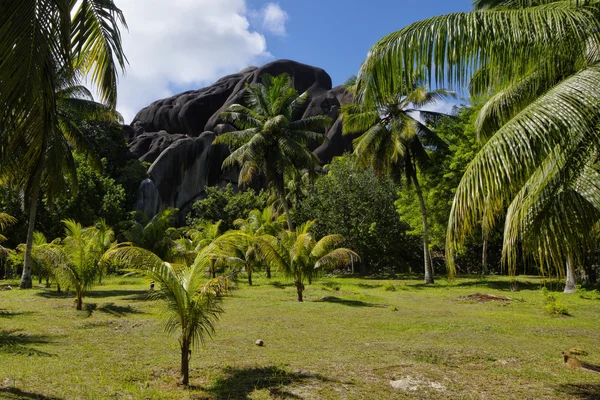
[116,0,472,122]
[249,0,473,86]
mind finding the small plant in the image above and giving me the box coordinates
[542,288,570,316]
[577,288,600,300]
[383,282,396,292]
[389,305,398,311]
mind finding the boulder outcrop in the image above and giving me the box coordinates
[127,59,355,219]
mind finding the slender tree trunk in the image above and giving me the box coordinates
[180,339,190,385]
[266,266,271,279]
[247,267,252,286]
[21,181,41,289]
[564,254,576,294]
[277,177,294,231]
[412,173,433,284]
[211,259,216,279]
[76,294,83,310]
[482,229,489,275]
[296,281,304,302]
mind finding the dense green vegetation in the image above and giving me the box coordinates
[3,0,600,396]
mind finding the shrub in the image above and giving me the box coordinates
[542,288,570,316]
[383,282,396,292]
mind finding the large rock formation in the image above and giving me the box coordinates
[127,59,355,219]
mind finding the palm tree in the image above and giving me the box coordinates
[341,86,453,284]
[214,74,332,231]
[358,1,600,285]
[0,213,16,262]
[1,1,127,289]
[103,236,242,385]
[185,221,224,278]
[122,208,178,261]
[232,207,285,284]
[57,220,108,310]
[276,221,358,302]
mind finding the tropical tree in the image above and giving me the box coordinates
[276,221,358,302]
[341,86,453,283]
[358,0,600,287]
[214,74,332,231]
[0,213,16,261]
[122,208,178,261]
[1,1,127,289]
[183,221,224,278]
[103,235,244,385]
[232,207,285,283]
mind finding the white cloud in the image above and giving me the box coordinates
[114,0,277,123]
[261,3,288,36]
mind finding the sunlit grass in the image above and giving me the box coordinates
[1,274,599,399]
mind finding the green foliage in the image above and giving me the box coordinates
[382,282,396,292]
[274,220,359,301]
[187,184,268,231]
[577,288,600,300]
[296,155,420,274]
[121,208,178,261]
[542,288,570,316]
[215,73,332,229]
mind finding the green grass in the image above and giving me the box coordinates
[1,274,600,399]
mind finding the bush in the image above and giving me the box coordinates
[382,282,396,292]
[187,184,268,231]
[542,288,570,316]
[295,155,421,274]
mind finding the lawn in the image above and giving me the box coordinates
[1,274,599,399]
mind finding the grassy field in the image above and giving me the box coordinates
[1,274,600,399]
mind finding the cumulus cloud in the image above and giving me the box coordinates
[261,3,288,36]
[113,0,278,123]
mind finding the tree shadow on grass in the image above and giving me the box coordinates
[206,365,334,399]
[0,309,34,318]
[555,383,600,400]
[270,281,293,289]
[0,388,63,400]
[86,289,149,300]
[451,279,540,292]
[313,296,386,308]
[98,302,144,317]
[0,329,55,357]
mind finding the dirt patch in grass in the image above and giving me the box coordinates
[459,293,512,303]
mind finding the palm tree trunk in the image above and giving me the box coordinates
[76,294,83,310]
[180,339,190,385]
[482,229,489,275]
[20,180,41,289]
[266,266,271,279]
[412,173,434,284]
[247,266,253,286]
[296,281,304,302]
[277,176,294,231]
[564,254,576,294]
[211,259,216,279]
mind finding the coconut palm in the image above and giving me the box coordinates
[0,213,16,261]
[215,73,332,231]
[358,1,600,284]
[122,208,178,261]
[103,234,244,385]
[232,207,285,284]
[341,86,453,284]
[1,1,127,289]
[276,221,358,302]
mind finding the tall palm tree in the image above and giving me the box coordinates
[341,86,453,284]
[103,234,244,386]
[358,1,600,284]
[214,74,332,231]
[276,221,358,302]
[1,1,127,289]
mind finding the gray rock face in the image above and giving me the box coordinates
[129,60,355,219]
